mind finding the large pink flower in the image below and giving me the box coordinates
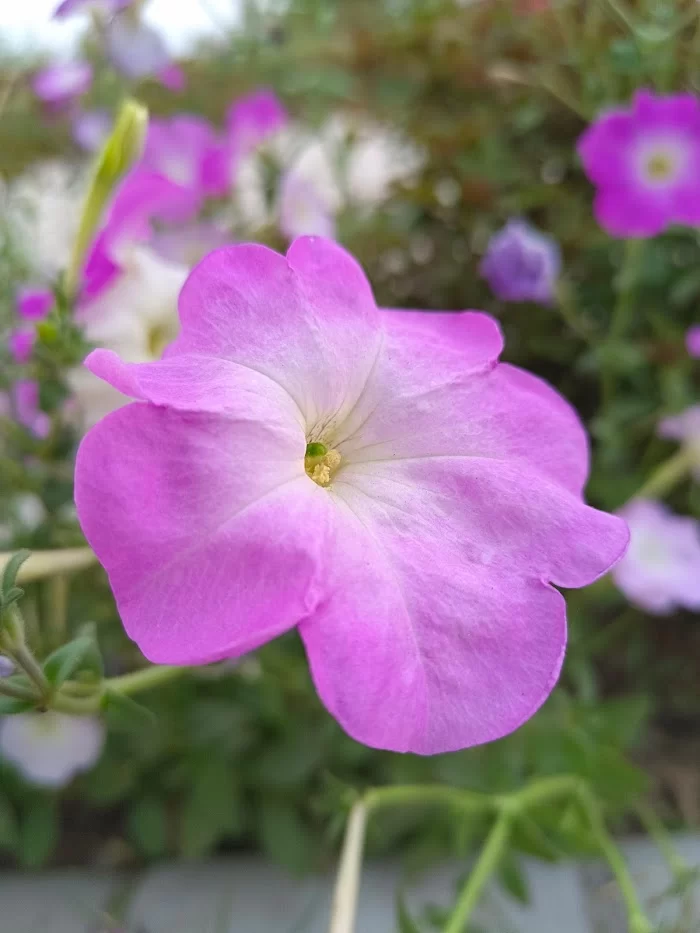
[75,238,628,754]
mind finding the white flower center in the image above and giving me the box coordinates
[636,138,687,188]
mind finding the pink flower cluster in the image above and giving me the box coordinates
[75,237,627,754]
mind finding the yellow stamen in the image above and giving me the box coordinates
[305,447,342,487]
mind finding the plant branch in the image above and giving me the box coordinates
[0,548,97,584]
[328,798,369,933]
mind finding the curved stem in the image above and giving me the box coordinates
[0,548,97,585]
[328,799,368,933]
[635,800,688,880]
[442,811,512,933]
[630,447,694,502]
[12,645,48,697]
[0,679,36,702]
[105,664,189,696]
[365,784,493,815]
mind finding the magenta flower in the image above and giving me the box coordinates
[157,64,186,93]
[75,238,628,754]
[278,170,336,241]
[11,380,50,439]
[141,116,229,216]
[72,109,112,152]
[613,499,700,614]
[17,287,54,322]
[8,329,35,363]
[226,89,288,158]
[53,0,132,17]
[480,219,560,304]
[578,91,700,238]
[686,325,700,358]
[32,61,92,106]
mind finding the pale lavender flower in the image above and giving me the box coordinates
[686,325,700,358]
[480,219,561,304]
[278,170,336,241]
[0,713,105,787]
[105,15,183,90]
[0,658,14,678]
[17,287,54,322]
[53,0,132,17]
[613,499,700,614]
[73,110,112,152]
[151,222,230,267]
[11,380,51,439]
[32,61,92,106]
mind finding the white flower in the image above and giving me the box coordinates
[0,712,105,787]
[69,245,189,427]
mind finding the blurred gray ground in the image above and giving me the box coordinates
[0,836,698,933]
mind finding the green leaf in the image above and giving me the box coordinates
[127,795,169,859]
[103,689,156,731]
[0,697,35,715]
[396,890,423,933]
[43,635,103,688]
[19,795,58,869]
[258,800,317,874]
[0,792,18,852]
[497,850,530,905]
[179,758,243,859]
[1,550,30,598]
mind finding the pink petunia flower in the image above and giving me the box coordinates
[141,116,229,217]
[32,61,93,107]
[53,0,132,17]
[686,325,700,358]
[578,90,700,238]
[17,287,54,322]
[8,329,35,363]
[278,170,336,241]
[11,380,51,439]
[74,237,628,755]
[226,88,288,158]
[613,499,700,614]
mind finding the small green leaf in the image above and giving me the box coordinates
[43,635,103,688]
[19,795,58,868]
[1,550,30,597]
[179,758,243,859]
[258,800,317,874]
[497,850,530,905]
[127,795,169,859]
[0,697,35,715]
[103,689,156,731]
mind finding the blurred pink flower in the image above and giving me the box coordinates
[75,237,627,754]
[480,219,560,304]
[614,499,700,614]
[278,170,336,240]
[8,329,35,363]
[10,380,50,439]
[104,14,184,91]
[686,325,700,358]
[157,64,186,92]
[17,287,54,321]
[32,61,92,106]
[578,90,700,237]
[151,222,231,267]
[226,88,288,158]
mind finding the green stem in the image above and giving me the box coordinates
[575,787,652,933]
[12,645,49,697]
[0,679,36,702]
[105,664,189,696]
[635,801,688,880]
[514,775,581,810]
[328,799,368,933]
[442,811,512,933]
[602,239,645,407]
[365,784,493,815]
[631,447,694,501]
[0,548,97,585]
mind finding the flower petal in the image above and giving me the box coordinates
[168,238,382,427]
[74,368,334,664]
[298,456,627,754]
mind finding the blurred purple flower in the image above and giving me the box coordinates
[17,287,54,322]
[226,88,288,158]
[686,325,700,358]
[480,219,560,304]
[142,116,229,215]
[72,109,112,152]
[578,90,700,238]
[53,0,132,17]
[105,14,184,91]
[0,657,14,678]
[32,61,92,106]
[278,170,336,240]
[613,499,700,614]
[8,329,35,363]
[11,380,51,439]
